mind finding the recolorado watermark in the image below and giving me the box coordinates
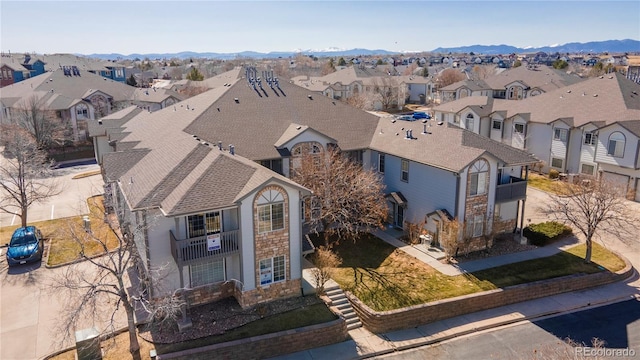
[576,347,636,358]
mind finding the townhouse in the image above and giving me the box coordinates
[433,72,640,201]
[291,65,435,110]
[93,66,538,313]
[439,64,584,103]
[0,68,181,141]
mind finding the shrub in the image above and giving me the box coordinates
[548,169,559,179]
[523,221,572,246]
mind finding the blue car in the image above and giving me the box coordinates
[6,226,44,267]
[412,112,431,120]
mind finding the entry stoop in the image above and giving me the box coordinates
[324,285,363,331]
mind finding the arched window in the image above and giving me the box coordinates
[76,103,89,119]
[469,159,489,196]
[607,132,626,158]
[465,113,475,130]
[256,189,285,233]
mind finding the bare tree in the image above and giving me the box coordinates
[310,247,342,294]
[292,148,387,247]
[15,95,67,150]
[543,179,639,263]
[372,77,401,110]
[51,197,184,359]
[437,68,466,88]
[440,216,463,263]
[345,93,374,111]
[0,125,60,227]
[472,65,494,80]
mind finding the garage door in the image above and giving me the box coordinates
[601,171,630,198]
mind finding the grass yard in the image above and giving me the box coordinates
[527,173,564,194]
[46,195,120,266]
[0,196,120,266]
[313,234,625,312]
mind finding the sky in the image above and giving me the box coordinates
[1,0,639,55]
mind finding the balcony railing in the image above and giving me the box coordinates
[170,229,239,267]
[495,176,527,202]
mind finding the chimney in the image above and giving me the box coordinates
[422,124,427,134]
[409,129,413,138]
[229,145,235,155]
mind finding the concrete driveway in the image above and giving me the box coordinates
[0,164,127,360]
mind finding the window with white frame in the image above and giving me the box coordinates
[469,159,488,196]
[467,214,484,237]
[514,123,525,134]
[76,103,89,119]
[259,255,285,286]
[554,128,568,142]
[378,153,385,173]
[492,120,502,130]
[581,164,595,175]
[257,189,285,233]
[551,157,564,169]
[401,159,409,182]
[187,211,221,238]
[607,132,625,158]
[190,259,225,287]
[465,113,474,130]
[584,132,597,145]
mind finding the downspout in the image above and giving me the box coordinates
[453,173,460,218]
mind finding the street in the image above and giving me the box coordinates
[375,298,640,359]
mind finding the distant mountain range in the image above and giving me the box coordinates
[85,39,639,61]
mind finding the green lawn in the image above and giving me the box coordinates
[312,234,624,312]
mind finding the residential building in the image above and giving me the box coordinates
[433,72,640,201]
[93,66,538,311]
[439,65,584,103]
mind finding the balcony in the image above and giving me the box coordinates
[170,229,239,267]
[495,176,527,202]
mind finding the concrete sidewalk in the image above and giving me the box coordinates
[273,270,639,360]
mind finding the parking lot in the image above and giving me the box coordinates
[0,163,128,360]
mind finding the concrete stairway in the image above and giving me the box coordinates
[324,284,362,331]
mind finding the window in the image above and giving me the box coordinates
[607,132,625,158]
[492,120,502,130]
[553,128,568,141]
[259,256,285,286]
[467,215,484,237]
[257,189,285,233]
[187,212,221,238]
[469,159,488,196]
[76,103,89,118]
[259,159,283,175]
[465,113,474,130]
[551,157,564,169]
[401,159,409,182]
[190,259,225,287]
[581,164,595,175]
[378,153,385,173]
[514,123,525,134]
[584,132,597,145]
[115,69,124,77]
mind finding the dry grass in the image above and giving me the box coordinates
[71,170,102,179]
[313,234,625,312]
[49,331,156,360]
[46,196,120,266]
[527,173,564,194]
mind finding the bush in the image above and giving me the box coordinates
[523,221,572,246]
[549,169,559,179]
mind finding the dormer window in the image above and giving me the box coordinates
[584,132,597,146]
[607,132,625,158]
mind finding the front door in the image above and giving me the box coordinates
[395,205,404,229]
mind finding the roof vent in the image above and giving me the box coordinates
[437,121,444,126]
[98,120,102,125]
[229,145,235,155]
[593,94,598,97]
[234,98,239,103]
[218,141,222,150]
[296,125,302,130]
[566,90,571,93]
[308,94,313,100]
[217,107,220,112]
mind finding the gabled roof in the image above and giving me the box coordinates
[87,106,144,137]
[274,124,336,148]
[484,65,583,92]
[182,77,380,160]
[599,120,640,137]
[370,118,538,173]
[110,82,308,215]
[434,73,640,128]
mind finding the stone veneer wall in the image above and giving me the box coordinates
[156,317,348,360]
[244,185,299,308]
[348,255,633,334]
[463,163,490,254]
[183,281,236,307]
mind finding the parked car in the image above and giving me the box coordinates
[412,111,431,120]
[396,115,415,121]
[5,226,44,267]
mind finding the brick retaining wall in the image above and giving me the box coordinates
[349,256,633,334]
[156,317,347,360]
